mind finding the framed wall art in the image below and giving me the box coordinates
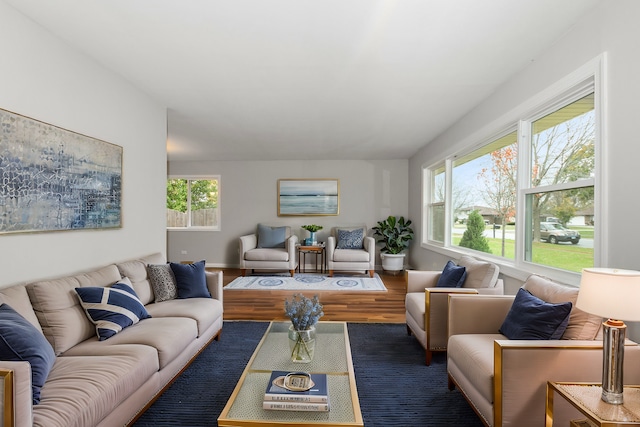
[278,178,339,216]
[0,108,122,234]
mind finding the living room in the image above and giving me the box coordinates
[2,1,640,425]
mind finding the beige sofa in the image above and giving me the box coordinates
[446,274,640,427]
[405,255,504,365]
[0,253,224,427]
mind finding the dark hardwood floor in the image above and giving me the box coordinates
[211,268,407,323]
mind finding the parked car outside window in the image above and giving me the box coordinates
[540,222,581,245]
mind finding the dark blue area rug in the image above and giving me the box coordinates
[132,321,483,427]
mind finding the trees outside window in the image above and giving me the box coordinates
[167,177,220,229]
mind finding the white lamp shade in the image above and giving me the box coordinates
[577,268,640,322]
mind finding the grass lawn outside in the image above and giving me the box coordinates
[452,226,593,273]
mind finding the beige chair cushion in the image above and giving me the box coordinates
[245,248,289,261]
[522,274,602,340]
[333,249,370,262]
[458,255,499,288]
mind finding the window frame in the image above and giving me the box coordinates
[166,175,221,231]
[421,55,605,285]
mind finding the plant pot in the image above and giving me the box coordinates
[380,253,406,272]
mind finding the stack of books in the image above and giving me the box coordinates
[263,371,330,412]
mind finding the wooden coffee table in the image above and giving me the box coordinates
[217,321,363,427]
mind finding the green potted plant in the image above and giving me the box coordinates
[301,224,323,245]
[372,216,414,272]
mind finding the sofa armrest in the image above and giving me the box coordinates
[363,236,375,256]
[326,236,336,259]
[285,234,299,260]
[477,278,504,295]
[205,270,223,304]
[406,270,441,293]
[494,340,640,427]
[448,294,515,337]
[0,361,33,427]
[425,288,479,351]
[239,234,258,258]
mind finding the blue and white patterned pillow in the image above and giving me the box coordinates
[336,228,364,249]
[75,278,151,341]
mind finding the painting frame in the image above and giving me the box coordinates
[0,108,123,235]
[278,178,340,216]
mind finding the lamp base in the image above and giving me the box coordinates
[601,319,626,404]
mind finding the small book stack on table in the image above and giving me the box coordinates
[263,371,330,412]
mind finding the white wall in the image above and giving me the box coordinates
[1,2,167,286]
[167,159,408,267]
[408,0,640,339]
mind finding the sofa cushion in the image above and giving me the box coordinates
[27,275,95,355]
[75,278,151,341]
[499,288,572,340]
[333,248,370,262]
[458,256,499,288]
[147,264,178,303]
[244,248,289,261]
[436,260,467,288]
[146,297,223,336]
[0,304,55,404]
[37,345,159,427]
[0,284,42,332]
[257,224,287,248]
[336,228,364,249]
[170,260,211,299]
[523,274,603,340]
[116,253,166,305]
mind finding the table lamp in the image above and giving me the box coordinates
[576,268,640,404]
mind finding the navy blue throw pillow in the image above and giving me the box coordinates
[0,303,56,405]
[170,260,211,299]
[76,280,151,341]
[436,260,467,287]
[499,288,572,340]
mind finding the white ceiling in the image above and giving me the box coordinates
[7,0,600,161]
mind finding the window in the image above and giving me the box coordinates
[167,176,220,230]
[423,67,599,278]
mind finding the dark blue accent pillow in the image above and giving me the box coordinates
[170,260,211,299]
[499,288,572,340]
[436,260,467,287]
[75,280,151,341]
[336,228,364,249]
[0,303,56,405]
[257,224,287,248]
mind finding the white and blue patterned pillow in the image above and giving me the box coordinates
[336,228,364,249]
[75,278,151,341]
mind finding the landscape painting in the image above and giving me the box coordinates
[0,108,122,234]
[278,179,339,216]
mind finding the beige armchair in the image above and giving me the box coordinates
[446,274,640,427]
[326,226,375,277]
[239,224,298,276]
[405,255,503,365]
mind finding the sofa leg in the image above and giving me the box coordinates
[426,350,432,366]
[368,270,374,278]
[328,270,334,277]
[289,269,295,277]
[447,375,455,391]
[241,269,247,277]
[406,324,412,336]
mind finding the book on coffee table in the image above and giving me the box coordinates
[263,371,330,411]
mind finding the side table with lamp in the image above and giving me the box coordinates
[545,268,640,426]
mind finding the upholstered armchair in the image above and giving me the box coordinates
[326,226,375,277]
[446,274,640,427]
[405,255,503,365]
[239,224,298,276]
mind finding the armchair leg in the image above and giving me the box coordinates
[328,270,334,277]
[426,350,432,366]
[406,324,412,336]
[289,269,295,277]
[447,375,455,391]
[241,269,247,277]
[368,270,374,278]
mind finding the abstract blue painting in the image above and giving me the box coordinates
[0,108,122,234]
[278,179,339,216]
